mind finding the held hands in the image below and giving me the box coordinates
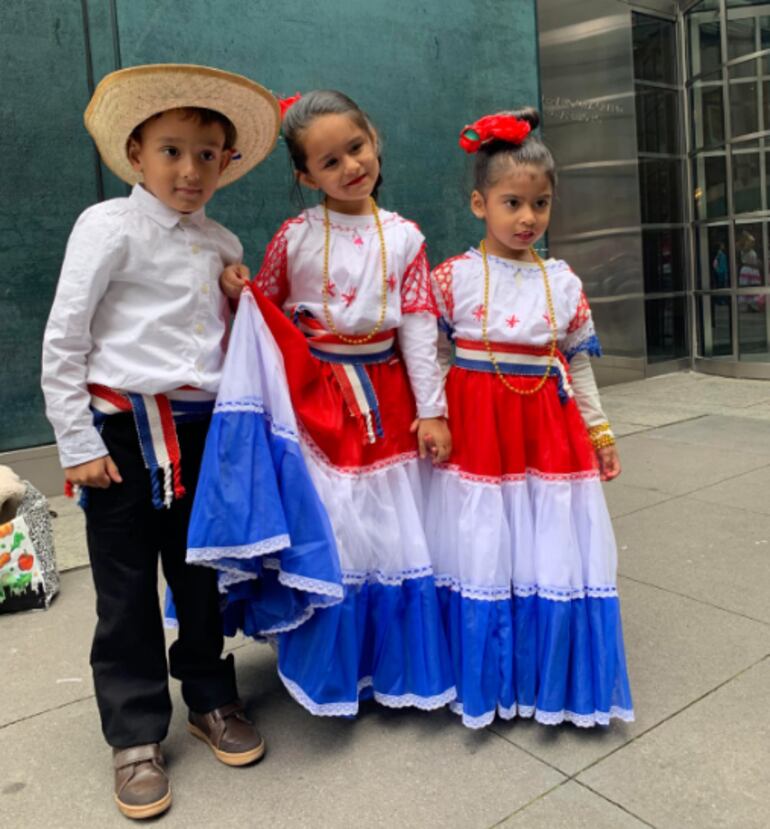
[65,455,122,489]
[220,263,251,300]
[597,445,621,481]
[410,417,452,464]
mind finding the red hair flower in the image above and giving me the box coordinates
[278,92,302,120]
[459,113,531,153]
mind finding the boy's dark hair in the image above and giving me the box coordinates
[128,106,237,151]
[473,107,556,193]
[282,89,383,201]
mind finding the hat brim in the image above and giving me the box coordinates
[84,64,280,187]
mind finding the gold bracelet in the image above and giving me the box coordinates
[591,433,616,450]
[588,421,615,450]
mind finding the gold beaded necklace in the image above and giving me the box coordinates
[480,239,558,395]
[321,197,389,344]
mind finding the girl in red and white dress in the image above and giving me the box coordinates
[426,108,634,729]
[208,90,455,716]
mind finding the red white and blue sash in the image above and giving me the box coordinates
[453,339,573,403]
[65,384,215,510]
[290,307,396,444]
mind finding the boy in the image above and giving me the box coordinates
[41,64,279,820]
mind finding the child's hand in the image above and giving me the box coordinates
[65,456,122,488]
[410,417,452,464]
[597,445,621,481]
[220,263,251,300]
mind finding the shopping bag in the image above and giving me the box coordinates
[0,482,59,613]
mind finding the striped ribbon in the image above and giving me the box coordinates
[65,384,214,510]
[453,338,573,403]
[291,306,396,444]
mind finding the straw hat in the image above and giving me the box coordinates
[84,64,280,187]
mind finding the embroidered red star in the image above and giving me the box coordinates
[506,314,519,328]
[326,280,337,298]
[352,232,364,247]
[342,287,357,307]
[472,303,486,321]
[387,274,397,292]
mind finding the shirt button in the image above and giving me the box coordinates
[195,323,204,334]
[191,244,201,254]
[201,283,210,295]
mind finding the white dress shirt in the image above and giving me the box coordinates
[42,184,242,468]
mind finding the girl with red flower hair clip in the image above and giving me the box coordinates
[199,89,456,719]
[425,107,634,729]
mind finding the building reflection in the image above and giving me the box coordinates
[539,0,770,380]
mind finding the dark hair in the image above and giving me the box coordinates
[282,89,383,200]
[473,107,556,193]
[128,106,237,151]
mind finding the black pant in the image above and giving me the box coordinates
[85,414,237,748]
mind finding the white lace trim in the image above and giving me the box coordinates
[510,583,619,602]
[262,557,344,598]
[258,605,316,636]
[497,703,519,721]
[223,598,330,638]
[197,554,617,604]
[278,669,456,716]
[434,576,510,601]
[513,703,535,718]
[214,395,265,414]
[217,569,257,590]
[228,591,342,637]
[449,701,494,729]
[435,464,600,486]
[188,539,343,601]
[449,701,521,729]
[535,706,635,728]
[341,569,618,603]
[356,675,374,692]
[213,398,299,443]
[188,534,291,563]
[450,700,633,729]
[194,560,260,592]
[343,565,435,586]
[300,425,418,477]
[279,670,360,716]
[372,685,456,711]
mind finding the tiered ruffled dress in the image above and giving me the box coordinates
[186,206,456,715]
[426,249,634,728]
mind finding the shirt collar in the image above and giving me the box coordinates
[129,184,207,228]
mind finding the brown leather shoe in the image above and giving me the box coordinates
[187,701,265,766]
[113,743,171,820]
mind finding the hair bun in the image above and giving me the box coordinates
[509,107,540,132]
[469,106,556,193]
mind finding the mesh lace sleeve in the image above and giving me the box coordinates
[561,289,602,361]
[430,257,461,381]
[401,243,438,316]
[430,257,456,324]
[253,219,299,305]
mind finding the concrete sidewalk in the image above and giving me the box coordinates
[2,372,769,828]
